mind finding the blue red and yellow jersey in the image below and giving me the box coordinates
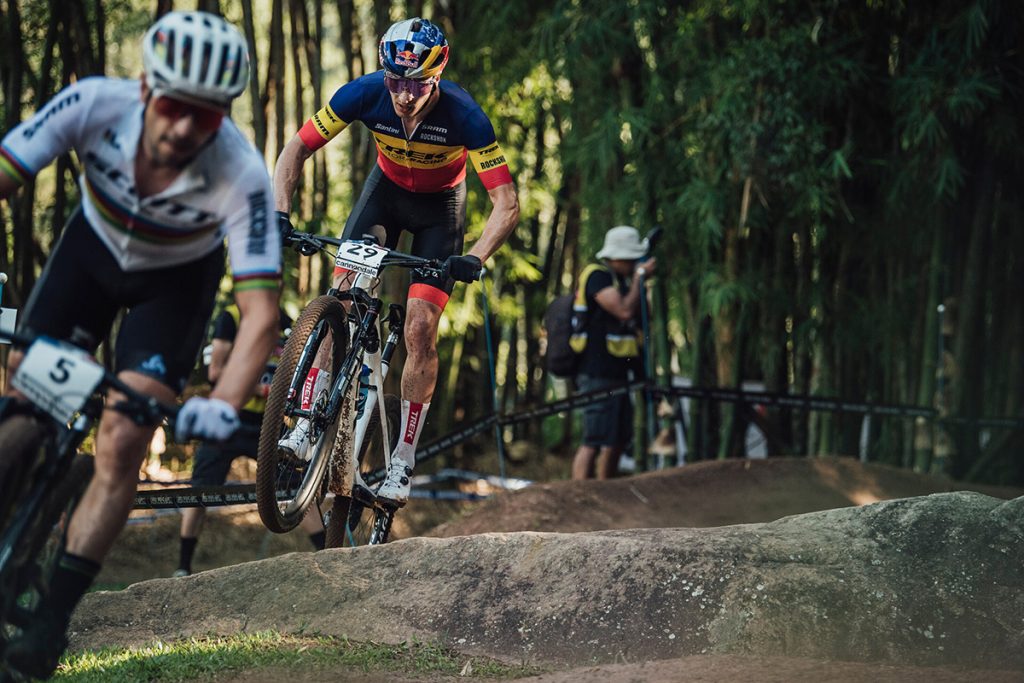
[298,71,513,193]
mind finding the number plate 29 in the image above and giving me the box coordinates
[334,241,387,277]
[11,337,104,423]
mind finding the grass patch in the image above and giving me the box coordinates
[55,631,540,682]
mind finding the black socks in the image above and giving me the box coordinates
[178,536,198,573]
[47,552,101,623]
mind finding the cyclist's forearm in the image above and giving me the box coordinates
[468,183,519,263]
[273,136,314,213]
[209,292,278,409]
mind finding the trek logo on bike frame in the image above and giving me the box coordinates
[334,240,387,277]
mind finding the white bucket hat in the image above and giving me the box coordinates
[596,225,648,260]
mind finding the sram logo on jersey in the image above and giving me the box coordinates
[311,105,345,139]
[22,91,81,140]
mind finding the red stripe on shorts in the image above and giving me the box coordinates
[408,283,449,310]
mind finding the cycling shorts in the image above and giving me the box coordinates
[18,208,223,393]
[338,165,466,306]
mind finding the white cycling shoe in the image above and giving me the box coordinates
[278,417,312,463]
[376,461,413,507]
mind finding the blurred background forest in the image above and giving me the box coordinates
[1,0,1022,484]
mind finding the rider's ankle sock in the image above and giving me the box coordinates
[309,530,326,551]
[393,400,430,469]
[178,536,198,573]
[47,552,101,622]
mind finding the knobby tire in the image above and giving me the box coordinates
[257,296,349,533]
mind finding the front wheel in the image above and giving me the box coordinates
[0,413,49,531]
[325,393,400,548]
[1,451,93,661]
[257,296,350,533]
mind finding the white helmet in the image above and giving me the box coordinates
[143,11,249,108]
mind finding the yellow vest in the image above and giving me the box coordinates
[568,264,641,359]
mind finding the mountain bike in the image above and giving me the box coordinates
[256,229,445,547]
[0,329,173,680]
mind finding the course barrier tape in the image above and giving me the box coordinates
[134,380,1024,509]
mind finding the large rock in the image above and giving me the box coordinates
[71,492,1023,669]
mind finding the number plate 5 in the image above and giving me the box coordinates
[12,337,104,423]
[334,240,387,277]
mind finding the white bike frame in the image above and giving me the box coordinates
[337,270,397,496]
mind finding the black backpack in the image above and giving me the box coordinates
[543,265,608,378]
[543,293,580,378]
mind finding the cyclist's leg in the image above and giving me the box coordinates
[5,208,118,388]
[15,244,224,669]
[378,181,465,505]
[2,211,129,675]
[66,243,224,562]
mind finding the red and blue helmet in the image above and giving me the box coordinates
[378,18,449,80]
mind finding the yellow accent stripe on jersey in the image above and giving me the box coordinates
[310,103,348,141]
[468,142,508,174]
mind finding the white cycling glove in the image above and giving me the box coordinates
[175,397,240,442]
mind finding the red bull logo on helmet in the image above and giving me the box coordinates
[395,49,419,68]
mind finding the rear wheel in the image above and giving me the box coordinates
[325,394,400,548]
[257,296,349,533]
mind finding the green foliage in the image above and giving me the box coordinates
[56,631,539,681]
[4,0,1022,478]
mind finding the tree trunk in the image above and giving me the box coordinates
[155,0,174,20]
[266,0,285,162]
[240,0,267,155]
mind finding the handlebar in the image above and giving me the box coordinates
[283,230,447,280]
[1,329,177,427]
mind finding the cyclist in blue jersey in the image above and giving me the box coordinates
[273,18,519,506]
[0,12,281,677]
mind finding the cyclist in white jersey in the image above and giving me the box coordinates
[0,12,280,678]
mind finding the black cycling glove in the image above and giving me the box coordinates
[443,254,483,283]
[277,211,295,241]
